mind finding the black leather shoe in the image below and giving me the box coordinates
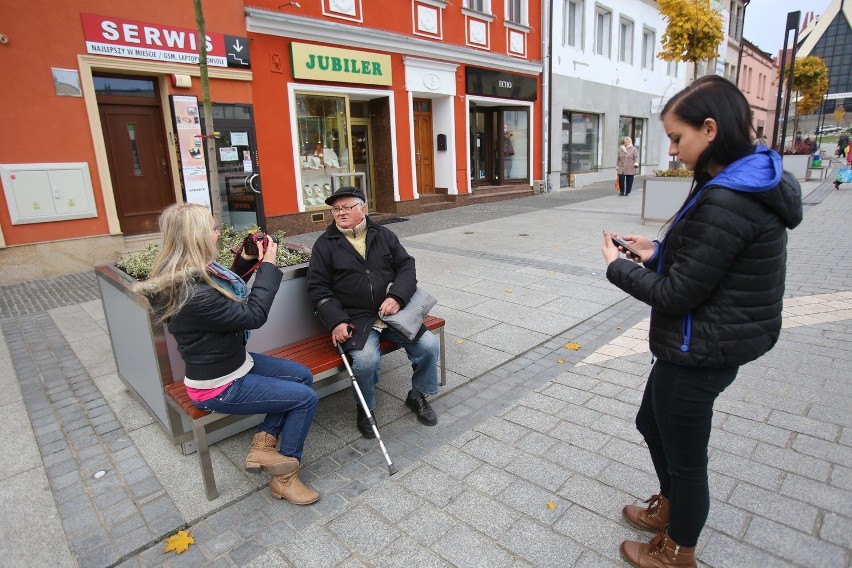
[356,405,376,439]
[405,390,437,426]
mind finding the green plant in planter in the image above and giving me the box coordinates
[653,168,694,177]
[116,226,310,281]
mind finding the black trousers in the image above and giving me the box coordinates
[635,360,738,546]
[618,174,635,195]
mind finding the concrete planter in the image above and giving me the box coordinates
[782,154,809,180]
[641,177,692,224]
[95,261,334,452]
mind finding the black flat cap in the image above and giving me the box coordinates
[325,186,366,206]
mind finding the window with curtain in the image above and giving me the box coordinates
[595,8,611,58]
[563,0,584,48]
[506,0,526,24]
[465,0,487,12]
[641,28,655,69]
[619,18,634,64]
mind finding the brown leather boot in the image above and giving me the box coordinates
[245,432,299,476]
[623,494,669,533]
[270,467,320,505]
[621,531,696,568]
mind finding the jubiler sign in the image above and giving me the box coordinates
[290,43,392,86]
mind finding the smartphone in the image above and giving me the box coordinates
[611,235,641,257]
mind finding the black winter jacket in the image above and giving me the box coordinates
[607,171,802,368]
[307,218,420,350]
[166,262,282,381]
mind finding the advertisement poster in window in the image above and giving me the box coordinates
[171,95,211,207]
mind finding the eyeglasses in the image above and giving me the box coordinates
[331,203,362,214]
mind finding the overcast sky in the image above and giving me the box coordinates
[743,0,832,56]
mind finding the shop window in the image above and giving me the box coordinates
[503,109,528,181]
[619,116,644,159]
[295,94,351,209]
[561,111,599,184]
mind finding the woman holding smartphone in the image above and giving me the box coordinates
[602,76,802,567]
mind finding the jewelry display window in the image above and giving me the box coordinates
[295,93,352,209]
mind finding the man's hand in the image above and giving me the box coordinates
[379,297,401,317]
[332,322,353,345]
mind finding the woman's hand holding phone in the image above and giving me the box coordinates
[602,231,654,264]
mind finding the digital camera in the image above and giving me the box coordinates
[242,231,278,257]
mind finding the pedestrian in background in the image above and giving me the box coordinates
[136,203,320,505]
[616,136,640,196]
[837,131,849,157]
[602,75,802,567]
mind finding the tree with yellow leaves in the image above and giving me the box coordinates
[657,0,725,80]
[782,56,829,116]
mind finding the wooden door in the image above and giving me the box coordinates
[413,99,435,194]
[100,105,174,235]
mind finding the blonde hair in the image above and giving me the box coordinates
[623,136,632,146]
[134,203,238,323]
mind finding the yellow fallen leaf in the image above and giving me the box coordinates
[505,289,513,294]
[564,342,581,350]
[163,530,194,555]
[455,339,465,344]
[547,501,556,510]
[552,243,560,248]
[548,271,555,275]
[557,359,566,364]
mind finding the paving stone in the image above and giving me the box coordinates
[744,516,847,567]
[497,477,571,526]
[397,502,457,546]
[501,516,584,568]
[819,511,852,549]
[699,530,797,568]
[780,472,852,516]
[327,506,403,557]
[731,482,819,533]
[432,524,513,568]
[444,488,519,534]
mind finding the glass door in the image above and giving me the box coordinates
[208,104,264,232]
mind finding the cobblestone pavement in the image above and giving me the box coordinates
[1,172,850,568]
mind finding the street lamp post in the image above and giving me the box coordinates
[771,11,800,156]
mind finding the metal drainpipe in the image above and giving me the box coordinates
[735,0,750,87]
[541,0,552,192]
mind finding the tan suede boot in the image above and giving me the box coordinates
[245,432,299,476]
[621,531,696,568]
[623,494,669,533]
[270,467,320,505]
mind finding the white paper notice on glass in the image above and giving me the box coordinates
[243,159,253,173]
[219,147,239,161]
[230,132,249,146]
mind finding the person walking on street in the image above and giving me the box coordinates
[837,132,849,158]
[136,204,320,505]
[616,137,640,196]
[601,75,802,567]
[307,187,440,439]
[834,146,852,189]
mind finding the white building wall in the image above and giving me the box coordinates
[549,0,688,188]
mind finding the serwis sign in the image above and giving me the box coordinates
[81,14,250,69]
[290,42,392,86]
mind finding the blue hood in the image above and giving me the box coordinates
[709,145,782,193]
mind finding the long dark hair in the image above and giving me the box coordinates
[660,75,755,233]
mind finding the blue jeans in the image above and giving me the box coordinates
[350,326,439,410]
[193,353,318,460]
[636,360,738,547]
